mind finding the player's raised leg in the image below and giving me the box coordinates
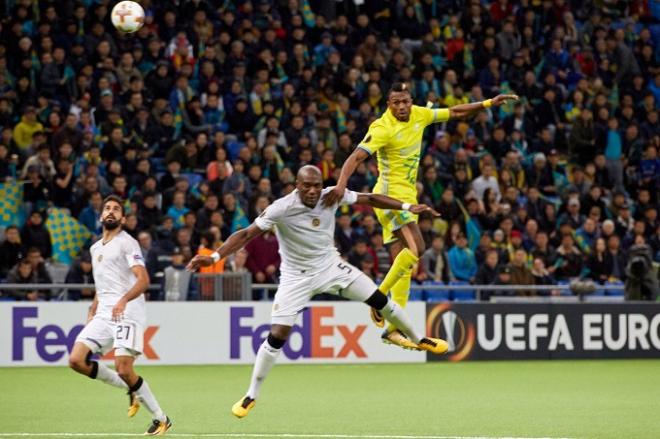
[386,224,424,331]
[115,354,172,435]
[232,324,291,419]
[344,272,447,354]
[371,219,425,349]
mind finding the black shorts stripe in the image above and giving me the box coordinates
[85,337,103,350]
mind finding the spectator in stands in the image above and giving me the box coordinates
[6,258,42,301]
[245,227,280,285]
[162,247,192,301]
[448,233,477,282]
[554,234,583,281]
[420,235,450,284]
[508,249,535,295]
[605,235,627,282]
[20,212,52,260]
[0,226,25,279]
[531,258,554,287]
[475,250,500,287]
[64,251,94,301]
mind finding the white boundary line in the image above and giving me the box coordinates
[0,434,575,439]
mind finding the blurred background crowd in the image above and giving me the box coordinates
[0,0,658,301]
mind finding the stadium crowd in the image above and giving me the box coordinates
[0,0,658,301]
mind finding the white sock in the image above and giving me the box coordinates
[134,378,166,422]
[246,338,282,399]
[379,300,422,344]
[95,362,128,390]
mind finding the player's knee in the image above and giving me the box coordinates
[68,356,83,371]
[116,365,133,383]
[269,325,291,345]
[365,290,388,310]
[115,360,133,381]
[68,351,89,371]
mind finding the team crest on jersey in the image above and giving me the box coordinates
[312,218,321,227]
[97,254,103,262]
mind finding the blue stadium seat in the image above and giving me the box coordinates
[151,157,166,173]
[449,280,476,301]
[407,287,425,301]
[605,281,625,296]
[423,281,449,302]
[557,280,572,296]
[591,284,607,296]
[183,173,204,188]
[227,141,244,161]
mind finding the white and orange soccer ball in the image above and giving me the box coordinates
[111,1,145,34]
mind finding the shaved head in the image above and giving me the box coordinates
[296,165,323,208]
[297,165,322,181]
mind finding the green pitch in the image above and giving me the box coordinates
[1,361,659,439]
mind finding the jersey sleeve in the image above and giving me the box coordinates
[357,122,389,155]
[340,189,358,206]
[124,238,146,268]
[254,201,285,230]
[418,106,451,126]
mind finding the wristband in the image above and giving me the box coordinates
[483,99,493,109]
[211,252,221,263]
[401,203,412,211]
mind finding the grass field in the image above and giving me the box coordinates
[1,361,659,439]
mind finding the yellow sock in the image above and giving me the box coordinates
[378,248,418,295]
[387,274,412,333]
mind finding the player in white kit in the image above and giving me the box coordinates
[187,166,449,419]
[68,195,172,436]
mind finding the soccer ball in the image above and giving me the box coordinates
[111,1,145,34]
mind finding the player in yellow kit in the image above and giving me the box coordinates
[323,82,518,348]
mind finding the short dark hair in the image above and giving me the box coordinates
[388,82,412,96]
[102,195,125,216]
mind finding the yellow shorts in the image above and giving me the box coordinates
[374,207,418,245]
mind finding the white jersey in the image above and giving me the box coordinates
[90,230,147,324]
[254,187,358,276]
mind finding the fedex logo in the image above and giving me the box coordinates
[230,306,367,360]
[12,307,159,363]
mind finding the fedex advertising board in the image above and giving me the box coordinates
[0,302,425,366]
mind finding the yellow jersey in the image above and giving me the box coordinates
[358,105,450,203]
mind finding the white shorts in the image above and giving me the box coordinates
[272,258,378,326]
[76,316,144,357]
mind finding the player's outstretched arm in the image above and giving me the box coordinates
[448,94,519,119]
[186,224,265,272]
[112,265,149,322]
[355,193,440,216]
[322,148,370,207]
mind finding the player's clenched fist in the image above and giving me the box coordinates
[186,255,214,272]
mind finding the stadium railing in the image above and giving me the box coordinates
[0,276,627,302]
